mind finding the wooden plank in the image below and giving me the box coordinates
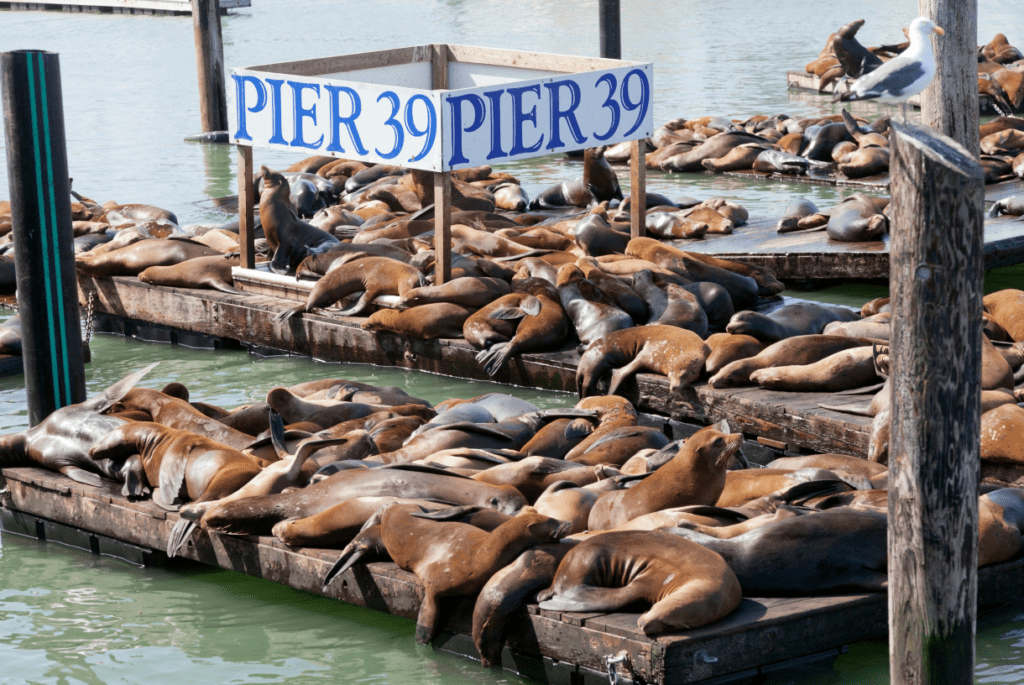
[432,43,449,90]
[445,44,637,73]
[630,139,646,239]
[434,171,452,284]
[237,145,255,269]
[246,45,434,78]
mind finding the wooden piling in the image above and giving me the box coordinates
[598,0,621,59]
[191,0,228,133]
[1,50,86,425]
[237,145,254,269]
[432,43,452,285]
[630,139,646,238]
[887,121,984,684]
[918,0,979,154]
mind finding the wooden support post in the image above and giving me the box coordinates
[583,148,593,193]
[192,0,228,133]
[431,43,452,285]
[918,0,979,153]
[237,144,254,269]
[888,121,984,685]
[630,139,646,239]
[434,172,452,285]
[1,49,86,425]
[598,0,621,59]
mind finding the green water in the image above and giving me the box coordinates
[2,0,1024,681]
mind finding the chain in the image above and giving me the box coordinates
[84,291,95,345]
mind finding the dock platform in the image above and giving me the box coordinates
[2,466,1023,684]
[2,0,248,13]
[786,70,1000,113]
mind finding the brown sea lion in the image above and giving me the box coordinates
[624,238,762,306]
[659,130,765,172]
[396,277,510,310]
[653,284,709,336]
[749,345,880,392]
[76,238,222,278]
[362,303,474,339]
[575,257,649,323]
[705,333,765,376]
[588,422,740,530]
[533,482,599,534]
[838,147,891,179]
[980,403,1024,464]
[978,489,1024,567]
[114,387,257,451]
[556,264,634,347]
[577,324,710,397]
[537,530,742,634]
[381,503,569,643]
[138,254,242,294]
[984,289,1024,342]
[274,256,425,322]
[701,142,774,172]
[470,457,606,503]
[709,335,874,388]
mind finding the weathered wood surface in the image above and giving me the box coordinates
[888,120,984,683]
[2,0,248,11]
[786,71,998,113]
[78,275,877,456]
[4,467,1024,684]
[191,0,228,133]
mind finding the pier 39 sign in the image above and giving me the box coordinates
[229,46,653,172]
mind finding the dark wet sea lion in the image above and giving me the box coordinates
[709,334,873,388]
[659,130,765,172]
[753,149,810,174]
[538,530,741,634]
[800,122,854,161]
[258,166,340,275]
[556,264,633,347]
[472,541,577,666]
[0,363,158,487]
[577,325,709,397]
[826,195,889,242]
[989,195,1024,218]
[529,176,597,210]
[382,503,569,644]
[573,213,630,257]
[725,303,861,343]
[588,423,740,530]
[625,238,762,307]
[575,257,649,324]
[76,238,223,278]
[838,146,890,179]
[682,281,735,331]
[831,19,883,78]
[654,284,710,336]
[138,254,241,294]
[668,507,888,595]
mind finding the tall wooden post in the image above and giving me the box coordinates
[192,0,228,133]
[237,145,255,270]
[630,139,646,238]
[598,0,621,59]
[918,0,979,154]
[888,121,984,684]
[1,50,86,425]
[432,43,452,285]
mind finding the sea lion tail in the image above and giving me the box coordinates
[322,541,368,590]
[273,306,303,325]
[166,518,197,558]
[86,361,160,413]
[477,342,513,377]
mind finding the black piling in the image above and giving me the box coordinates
[599,0,621,59]
[1,50,86,425]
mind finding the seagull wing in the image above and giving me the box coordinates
[853,59,927,99]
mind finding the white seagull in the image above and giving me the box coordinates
[835,17,945,121]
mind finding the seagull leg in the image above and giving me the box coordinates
[900,102,908,124]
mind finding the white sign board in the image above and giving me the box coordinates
[229,48,653,172]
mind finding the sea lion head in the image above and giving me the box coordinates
[685,420,743,472]
[515,506,572,542]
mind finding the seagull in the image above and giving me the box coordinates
[834,17,945,121]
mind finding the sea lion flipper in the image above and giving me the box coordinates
[273,305,304,325]
[488,306,527,321]
[60,466,104,487]
[269,409,290,458]
[520,296,542,317]
[120,455,150,498]
[86,361,160,413]
[411,505,482,522]
[563,418,595,440]
[166,519,197,558]
[818,401,874,416]
[538,584,641,613]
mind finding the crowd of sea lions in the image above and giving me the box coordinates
[1,363,1024,665]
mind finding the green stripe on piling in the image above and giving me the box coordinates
[25,52,63,406]
[36,53,73,407]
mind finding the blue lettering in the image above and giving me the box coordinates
[483,89,506,161]
[375,91,404,159]
[508,84,543,156]
[544,79,587,150]
[231,74,266,142]
[325,85,368,156]
[288,81,323,150]
[265,78,287,145]
[592,73,620,141]
[447,93,486,166]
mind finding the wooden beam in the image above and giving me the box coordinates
[191,0,228,132]
[247,45,433,78]
[445,44,637,73]
[434,171,452,285]
[237,145,255,269]
[630,139,646,238]
[918,0,980,154]
[431,43,449,90]
[888,120,985,684]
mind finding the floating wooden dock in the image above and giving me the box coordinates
[2,0,248,13]
[786,71,999,113]
[2,465,1023,684]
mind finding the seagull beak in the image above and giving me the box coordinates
[933,26,945,36]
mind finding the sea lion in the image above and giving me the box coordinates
[978,488,1024,567]
[572,213,630,257]
[667,507,888,594]
[381,503,570,643]
[984,289,1024,342]
[752,150,810,175]
[396,277,510,310]
[653,284,710,337]
[749,345,881,392]
[838,147,891,179]
[704,333,766,376]
[725,303,861,343]
[529,177,597,210]
[362,303,475,339]
[659,130,765,172]
[826,195,889,242]
[0,363,158,488]
[709,335,873,388]
[577,325,710,397]
[472,541,577,666]
[76,238,222,278]
[624,238,761,307]
[587,422,740,530]
[274,256,425,322]
[470,457,606,503]
[138,254,242,294]
[556,264,633,347]
[980,403,1024,464]
[801,122,855,161]
[537,530,742,634]
[114,387,257,451]
[492,183,530,212]
[643,211,709,240]
[575,257,649,324]
[701,142,774,172]
[0,315,22,355]
[258,166,340,275]
[533,482,599,534]
[988,196,1024,218]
